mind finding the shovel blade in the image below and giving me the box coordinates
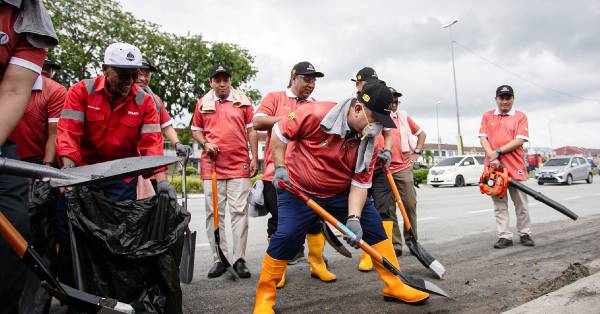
[407,239,446,279]
[179,229,197,284]
[398,271,449,298]
[322,221,352,258]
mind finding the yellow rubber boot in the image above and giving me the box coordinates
[253,253,287,314]
[267,236,287,289]
[358,251,373,272]
[306,232,336,282]
[382,220,394,242]
[372,238,429,304]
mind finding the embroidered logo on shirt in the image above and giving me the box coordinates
[87,105,101,110]
[288,112,296,120]
[127,111,139,116]
[0,32,9,45]
[243,164,248,171]
[517,169,523,174]
[320,140,329,148]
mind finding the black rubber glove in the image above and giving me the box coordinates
[343,218,363,249]
[272,166,290,190]
[175,142,192,158]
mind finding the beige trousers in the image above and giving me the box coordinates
[203,178,251,264]
[492,185,531,239]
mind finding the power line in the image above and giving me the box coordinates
[452,40,598,103]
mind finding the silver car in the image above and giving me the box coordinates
[536,156,593,185]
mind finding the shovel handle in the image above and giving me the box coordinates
[211,159,218,230]
[383,167,412,230]
[0,210,27,257]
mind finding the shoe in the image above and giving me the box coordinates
[233,258,251,278]
[207,261,227,278]
[287,249,305,265]
[307,232,336,282]
[372,238,429,304]
[493,238,513,249]
[253,253,287,314]
[520,234,535,247]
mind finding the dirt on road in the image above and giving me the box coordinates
[182,214,600,313]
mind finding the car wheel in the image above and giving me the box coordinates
[432,184,440,188]
[565,174,573,185]
[537,180,544,185]
[454,175,465,187]
[587,173,593,184]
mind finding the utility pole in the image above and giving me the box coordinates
[436,101,442,162]
[442,19,464,155]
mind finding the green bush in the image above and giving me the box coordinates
[413,169,429,185]
[169,176,203,193]
[593,168,599,176]
[186,166,198,176]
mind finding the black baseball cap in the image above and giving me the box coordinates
[496,85,514,97]
[209,64,232,78]
[43,58,60,69]
[351,67,378,82]
[388,86,402,97]
[357,80,395,128]
[291,61,324,77]
[140,58,157,71]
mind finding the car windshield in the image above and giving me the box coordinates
[435,157,464,167]
[545,158,570,166]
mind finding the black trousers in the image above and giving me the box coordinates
[0,142,30,314]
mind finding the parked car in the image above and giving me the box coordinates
[427,155,485,187]
[536,156,593,185]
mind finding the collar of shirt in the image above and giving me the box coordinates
[32,75,43,91]
[493,107,516,116]
[211,90,235,102]
[286,88,315,102]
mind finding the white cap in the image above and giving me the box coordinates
[103,42,142,69]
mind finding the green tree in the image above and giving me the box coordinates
[44,0,259,117]
[424,150,434,166]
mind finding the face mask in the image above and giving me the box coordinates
[360,108,383,140]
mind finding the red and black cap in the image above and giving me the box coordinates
[140,58,157,71]
[291,61,324,77]
[209,64,232,78]
[496,85,514,97]
[351,67,378,82]
[357,80,395,128]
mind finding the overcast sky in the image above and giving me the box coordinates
[119,0,600,149]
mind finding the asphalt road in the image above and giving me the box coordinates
[182,177,600,313]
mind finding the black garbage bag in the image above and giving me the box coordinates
[64,187,190,314]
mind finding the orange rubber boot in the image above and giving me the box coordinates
[253,253,287,314]
[358,251,373,271]
[307,232,336,282]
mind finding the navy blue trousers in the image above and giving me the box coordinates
[267,189,387,260]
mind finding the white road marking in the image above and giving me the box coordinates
[417,216,439,222]
[467,208,494,214]
[564,196,582,201]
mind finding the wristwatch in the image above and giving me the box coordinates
[413,148,422,155]
[495,148,503,156]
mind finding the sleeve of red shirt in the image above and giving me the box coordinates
[275,106,320,142]
[46,83,67,123]
[478,113,489,138]
[190,99,204,131]
[351,137,384,188]
[10,38,46,73]
[255,93,277,117]
[407,116,422,135]
[515,113,529,141]
[56,81,87,165]
[244,104,254,128]
[157,97,173,128]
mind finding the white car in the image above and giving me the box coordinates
[427,155,485,187]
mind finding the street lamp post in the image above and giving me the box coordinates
[442,19,464,155]
[436,101,442,162]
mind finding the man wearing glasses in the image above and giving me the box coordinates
[56,42,175,202]
[253,61,336,287]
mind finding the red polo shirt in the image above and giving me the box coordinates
[479,108,529,181]
[254,89,313,181]
[0,4,46,78]
[388,113,422,173]
[191,93,254,180]
[9,76,66,161]
[56,76,164,166]
[275,102,381,198]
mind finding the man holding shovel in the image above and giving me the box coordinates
[191,64,258,279]
[253,80,429,313]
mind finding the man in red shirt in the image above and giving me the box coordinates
[0,2,57,313]
[56,42,173,202]
[253,61,335,287]
[191,64,258,279]
[253,81,429,313]
[479,85,533,249]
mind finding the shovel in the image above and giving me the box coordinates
[179,152,197,284]
[277,181,449,298]
[384,166,446,279]
[211,158,238,280]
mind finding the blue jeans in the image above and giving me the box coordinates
[266,189,387,260]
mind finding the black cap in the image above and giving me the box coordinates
[388,86,402,97]
[351,67,378,82]
[140,58,157,71]
[496,85,514,97]
[43,58,60,69]
[209,64,232,78]
[291,61,324,77]
[357,80,395,128]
